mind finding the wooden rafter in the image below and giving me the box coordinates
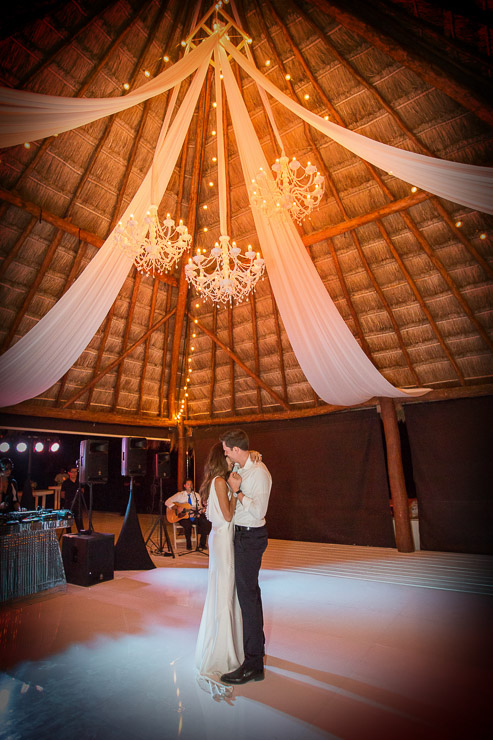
[375,219,466,383]
[138,279,160,414]
[3,382,491,429]
[249,292,262,413]
[159,286,173,418]
[208,305,218,416]
[307,0,493,126]
[0,216,37,281]
[12,1,117,89]
[1,230,63,352]
[190,313,290,411]
[0,190,178,287]
[11,1,151,190]
[112,272,142,411]
[399,210,493,353]
[62,306,177,409]
[302,191,428,245]
[327,238,372,358]
[268,280,289,403]
[272,0,434,157]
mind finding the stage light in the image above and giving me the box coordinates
[34,442,44,453]
[16,442,28,453]
[50,442,60,452]
[0,441,10,453]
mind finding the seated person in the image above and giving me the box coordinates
[0,458,19,513]
[165,478,211,550]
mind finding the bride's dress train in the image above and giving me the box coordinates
[195,476,243,695]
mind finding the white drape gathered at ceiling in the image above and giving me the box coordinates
[0,31,490,408]
[0,54,212,408]
[224,40,493,216]
[219,46,429,406]
[0,33,217,148]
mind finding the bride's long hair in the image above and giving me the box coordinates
[199,442,229,504]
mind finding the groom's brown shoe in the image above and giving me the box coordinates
[220,666,264,685]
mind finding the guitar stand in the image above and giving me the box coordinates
[145,478,175,557]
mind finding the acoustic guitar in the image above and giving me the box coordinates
[166,502,193,524]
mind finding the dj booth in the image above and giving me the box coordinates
[0,509,74,603]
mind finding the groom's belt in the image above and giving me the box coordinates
[234,524,266,532]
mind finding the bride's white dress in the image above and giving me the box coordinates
[195,476,244,684]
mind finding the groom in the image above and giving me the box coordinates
[219,429,272,685]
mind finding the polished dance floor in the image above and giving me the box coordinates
[1,512,492,740]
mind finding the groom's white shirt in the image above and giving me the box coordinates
[233,455,271,527]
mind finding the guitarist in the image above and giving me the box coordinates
[165,478,211,551]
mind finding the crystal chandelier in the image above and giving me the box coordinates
[249,155,325,223]
[114,205,192,276]
[184,47,265,305]
[185,235,265,305]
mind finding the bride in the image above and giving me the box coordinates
[195,443,260,694]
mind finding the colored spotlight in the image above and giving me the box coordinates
[0,441,10,453]
[16,442,28,453]
[34,442,44,453]
[50,442,60,452]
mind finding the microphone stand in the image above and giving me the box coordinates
[145,477,174,557]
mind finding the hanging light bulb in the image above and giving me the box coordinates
[185,237,265,305]
[249,155,325,223]
[114,206,192,276]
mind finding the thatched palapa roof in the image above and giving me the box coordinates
[0,0,492,433]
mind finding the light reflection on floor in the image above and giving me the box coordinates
[1,535,492,740]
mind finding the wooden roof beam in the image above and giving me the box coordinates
[307,0,493,127]
[399,210,493,354]
[0,190,178,287]
[62,306,177,409]
[375,219,466,384]
[287,0,436,157]
[112,272,141,411]
[190,313,290,411]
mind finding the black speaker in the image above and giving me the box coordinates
[155,452,170,478]
[62,533,114,587]
[121,437,147,476]
[79,439,108,484]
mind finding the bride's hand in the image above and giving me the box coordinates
[228,471,242,492]
[250,450,262,463]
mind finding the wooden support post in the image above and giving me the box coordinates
[379,396,414,553]
[177,420,186,489]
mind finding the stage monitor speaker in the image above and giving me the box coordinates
[79,439,108,484]
[155,452,170,478]
[121,437,147,477]
[62,533,114,587]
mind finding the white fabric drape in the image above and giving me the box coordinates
[219,46,429,406]
[224,40,493,215]
[0,33,217,149]
[0,54,212,408]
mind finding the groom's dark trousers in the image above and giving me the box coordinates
[234,524,268,671]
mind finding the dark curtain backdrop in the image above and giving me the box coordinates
[193,409,395,547]
[405,396,493,555]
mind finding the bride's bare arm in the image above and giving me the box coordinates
[215,476,236,521]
